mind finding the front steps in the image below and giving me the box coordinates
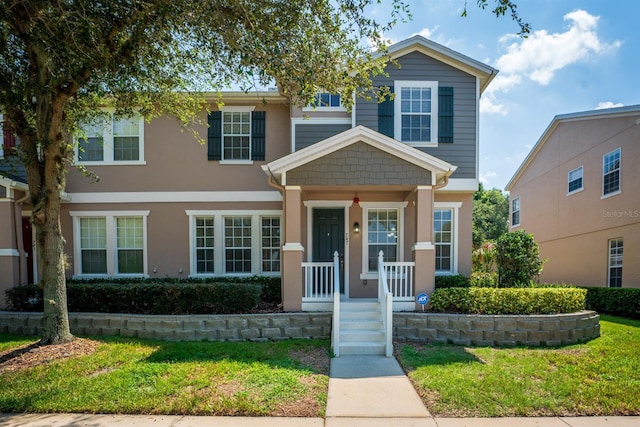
[338,300,386,356]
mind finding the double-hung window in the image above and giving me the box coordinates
[207,107,266,162]
[608,238,623,287]
[511,197,521,227]
[222,111,251,161]
[603,148,621,196]
[359,202,406,277]
[71,211,149,277]
[434,209,453,272]
[187,211,281,276]
[567,166,583,194]
[76,114,144,165]
[394,81,438,146]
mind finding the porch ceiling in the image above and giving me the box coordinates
[262,126,456,187]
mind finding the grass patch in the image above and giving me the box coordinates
[396,315,640,417]
[0,335,329,417]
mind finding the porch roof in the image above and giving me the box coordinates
[262,125,457,187]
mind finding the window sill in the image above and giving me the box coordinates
[601,190,622,200]
[510,224,521,229]
[435,271,457,276]
[72,274,148,279]
[567,188,584,196]
[219,160,254,165]
[75,161,146,166]
[359,273,378,280]
[302,106,348,112]
[403,141,438,148]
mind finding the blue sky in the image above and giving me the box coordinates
[372,0,639,191]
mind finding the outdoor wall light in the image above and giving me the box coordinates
[353,222,360,233]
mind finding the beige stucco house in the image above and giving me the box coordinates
[506,105,640,289]
[2,36,497,354]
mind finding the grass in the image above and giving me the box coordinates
[396,315,640,417]
[0,337,329,417]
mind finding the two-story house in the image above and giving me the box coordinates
[506,105,640,289]
[1,36,497,318]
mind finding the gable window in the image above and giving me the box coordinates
[568,166,583,194]
[511,197,520,227]
[71,211,149,277]
[207,107,266,163]
[394,81,438,146]
[187,211,281,276]
[608,238,623,288]
[76,114,144,165]
[603,148,621,196]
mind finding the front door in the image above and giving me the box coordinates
[312,208,345,293]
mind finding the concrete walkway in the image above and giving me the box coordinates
[0,355,638,426]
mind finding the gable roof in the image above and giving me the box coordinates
[505,104,640,191]
[386,35,499,94]
[263,125,456,186]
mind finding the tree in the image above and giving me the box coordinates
[496,230,544,287]
[472,183,509,248]
[0,0,529,345]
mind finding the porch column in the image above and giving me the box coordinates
[282,186,304,311]
[412,186,435,309]
[0,187,20,308]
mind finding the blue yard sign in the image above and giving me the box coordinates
[416,293,429,305]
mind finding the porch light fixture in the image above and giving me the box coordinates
[353,222,360,233]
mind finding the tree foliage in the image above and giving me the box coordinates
[496,230,544,287]
[472,183,509,248]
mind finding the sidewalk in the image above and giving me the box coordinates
[0,355,638,426]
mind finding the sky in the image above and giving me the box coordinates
[370,0,639,191]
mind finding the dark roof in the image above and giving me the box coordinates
[0,158,27,184]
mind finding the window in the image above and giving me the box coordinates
[207,108,265,162]
[223,111,251,160]
[76,114,144,164]
[434,209,452,272]
[511,197,520,227]
[71,211,149,277]
[394,81,438,145]
[603,148,621,196]
[366,208,399,272]
[187,211,281,276]
[1,115,19,158]
[195,217,215,274]
[261,216,281,273]
[608,239,623,288]
[314,93,341,108]
[568,166,583,194]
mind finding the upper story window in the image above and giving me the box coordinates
[394,81,438,146]
[76,114,145,165]
[314,93,341,108]
[207,107,266,163]
[1,115,19,158]
[567,166,583,194]
[602,148,621,197]
[511,197,520,227]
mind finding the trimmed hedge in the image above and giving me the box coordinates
[583,287,640,319]
[5,281,265,314]
[435,275,471,289]
[429,287,586,315]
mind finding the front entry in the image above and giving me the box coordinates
[312,208,345,293]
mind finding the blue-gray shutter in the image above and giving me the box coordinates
[251,111,266,161]
[378,86,394,138]
[207,111,222,160]
[438,86,454,143]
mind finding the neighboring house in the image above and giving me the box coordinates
[1,36,498,314]
[505,105,640,289]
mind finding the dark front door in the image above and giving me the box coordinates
[312,208,345,293]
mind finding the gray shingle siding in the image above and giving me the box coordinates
[295,123,352,151]
[355,51,478,179]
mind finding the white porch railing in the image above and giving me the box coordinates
[331,252,341,357]
[377,251,394,357]
[302,258,336,301]
[383,261,415,301]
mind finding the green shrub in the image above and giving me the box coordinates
[472,241,497,273]
[6,281,263,314]
[429,287,586,315]
[435,274,470,289]
[496,230,544,287]
[583,287,640,319]
[470,271,499,287]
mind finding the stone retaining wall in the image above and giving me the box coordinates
[0,310,600,346]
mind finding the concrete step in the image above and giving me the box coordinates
[340,330,385,343]
[340,320,383,331]
[339,341,386,356]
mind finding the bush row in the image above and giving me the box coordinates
[583,287,640,319]
[4,279,279,314]
[429,287,586,315]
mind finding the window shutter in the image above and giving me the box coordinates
[438,86,454,143]
[207,111,222,160]
[377,86,394,138]
[2,120,16,155]
[251,111,266,161]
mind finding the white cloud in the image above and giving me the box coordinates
[479,171,497,185]
[482,9,621,114]
[412,27,435,39]
[596,101,624,110]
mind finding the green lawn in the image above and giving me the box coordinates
[396,315,640,417]
[0,336,329,417]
